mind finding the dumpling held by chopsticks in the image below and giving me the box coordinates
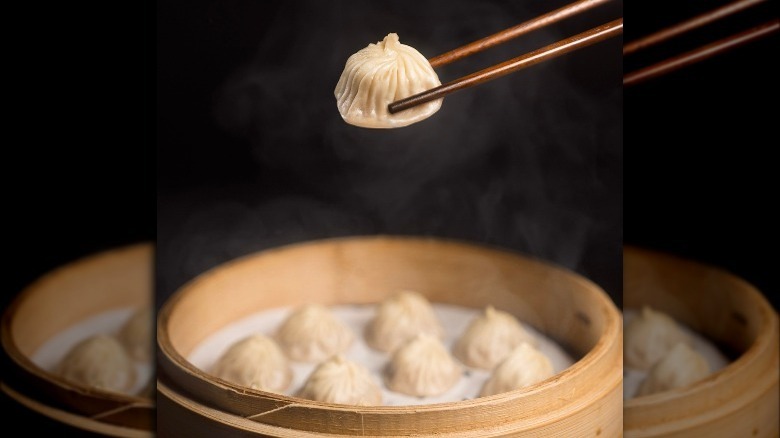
[334,33,442,129]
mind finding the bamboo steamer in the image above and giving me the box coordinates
[1,243,155,437]
[157,236,623,437]
[623,246,779,438]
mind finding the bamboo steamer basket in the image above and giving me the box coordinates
[157,236,623,437]
[1,243,155,437]
[623,246,779,438]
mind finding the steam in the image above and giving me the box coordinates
[161,0,622,304]
[212,0,562,185]
[156,193,375,304]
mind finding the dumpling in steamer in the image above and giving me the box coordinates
[453,306,537,369]
[385,334,462,397]
[297,355,382,406]
[479,342,554,397]
[118,306,153,362]
[57,334,136,394]
[334,33,442,128]
[624,306,692,370]
[212,334,292,392]
[636,342,710,397]
[366,290,444,353]
[276,304,354,362]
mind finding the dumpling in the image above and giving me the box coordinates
[275,304,354,362]
[366,290,444,353]
[118,307,153,362]
[57,334,136,394]
[479,342,554,397]
[297,355,382,406]
[636,342,710,397]
[334,33,442,128]
[453,306,537,369]
[212,334,292,392]
[385,334,461,397]
[624,306,692,370]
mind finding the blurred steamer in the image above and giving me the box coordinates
[624,246,779,438]
[1,243,155,437]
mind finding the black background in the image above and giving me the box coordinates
[2,2,154,435]
[3,0,778,435]
[623,0,778,312]
[156,0,624,310]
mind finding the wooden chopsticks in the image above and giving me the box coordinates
[388,0,778,113]
[428,0,613,68]
[623,0,767,55]
[624,20,779,86]
[389,19,622,114]
[387,0,622,114]
[624,0,778,86]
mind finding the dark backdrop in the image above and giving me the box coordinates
[156,0,624,310]
[4,0,777,435]
[2,2,153,434]
[623,0,779,311]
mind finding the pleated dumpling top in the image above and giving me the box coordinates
[212,334,292,392]
[366,290,444,353]
[297,355,382,406]
[479,342,554,397]
[385,334,462,397]
[334,33,442,128]
[276,304,354,363]
[453,306,537,370]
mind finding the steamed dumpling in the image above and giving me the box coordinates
[636,342,710,396]
[625,306,692,370]
[366,290,444,353]
[57,334,136,394]
[385,334,462,397]
[118,307,153,362]
[453,306,537,369]
[212,334,292,392]
[276,304,354,362]
[334,33,442,128]
[297,355,382,406]
[479,342,554,397]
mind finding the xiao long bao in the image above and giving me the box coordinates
[637,342,711,397]
[158,237,626,436]
[211,334,292,392]
[385,333,462,397]
[624,306,692,370]
[275,304,354,363]
[57,334,136,394]
[366,290,444,353]
[334,33,442,128]
[479,342,554,397]
[453,305,537,370]
[297,355,382,406]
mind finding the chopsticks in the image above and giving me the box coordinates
[388,0,777,113]
[624,20,779,86]
[623,0,766,55]
[388,6,622,115]
[428,0,613,68]
[624,0,778,86]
